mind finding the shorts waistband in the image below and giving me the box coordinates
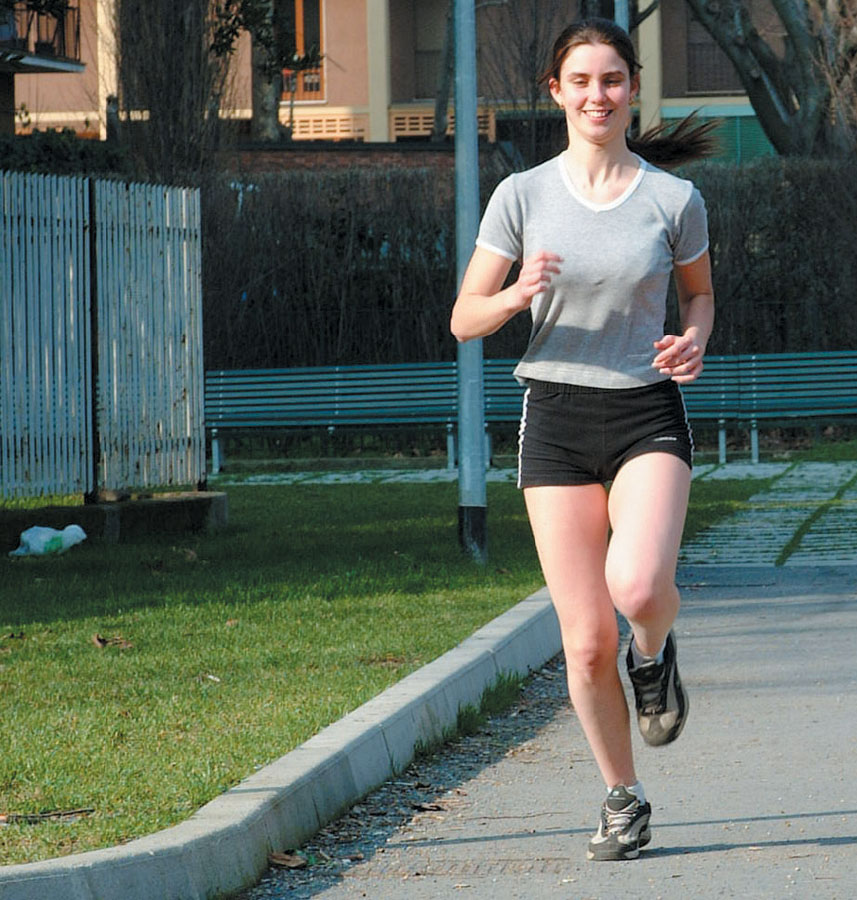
[524,378,674,397]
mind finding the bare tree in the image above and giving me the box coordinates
[475,0,571,166]
[808,0,857,151]
[683,0,856,156]
[115,0,232,183]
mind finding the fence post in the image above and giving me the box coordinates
[84,177,101,503]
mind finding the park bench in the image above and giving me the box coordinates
[205,351,857,472]
[205,363,458,474]
[729,351,857,463]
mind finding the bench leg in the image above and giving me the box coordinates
[211,430,222,475]
[484,429,492,469]
[751,420,759,464]
[718,420,726,465]
[447,425,456,470]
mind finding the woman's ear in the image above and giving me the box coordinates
[631,72,641,101]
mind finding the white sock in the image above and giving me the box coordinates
[609,781,646,804]
[630,636,665,668]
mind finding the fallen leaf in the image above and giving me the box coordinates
[225,619,239,627]
[269,852,307,869]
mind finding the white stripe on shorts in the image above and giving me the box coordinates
[516,386,531,490]
[677,385,695,460]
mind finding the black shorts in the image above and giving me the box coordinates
[517,378,694,488]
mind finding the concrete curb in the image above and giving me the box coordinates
[0,589,560,900]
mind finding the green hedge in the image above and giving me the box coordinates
[0,130,128,177]
[201,169,461,369]
[671,157,857,354]
[201,157,857,368]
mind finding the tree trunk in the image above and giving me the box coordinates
[431,0,455,142]
[250,28,283,142]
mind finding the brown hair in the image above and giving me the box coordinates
[540,18,718,167]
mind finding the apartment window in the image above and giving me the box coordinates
[279,0,324,101]
[686,9,743,93]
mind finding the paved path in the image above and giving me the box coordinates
[237,565,857,900]
[681,461,857,566]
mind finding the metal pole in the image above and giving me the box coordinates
[454,0,487,562]
[615,0,630,33]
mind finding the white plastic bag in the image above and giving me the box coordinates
[8,524,87,557]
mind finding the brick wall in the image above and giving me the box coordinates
[220,140,507,174]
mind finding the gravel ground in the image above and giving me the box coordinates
[233,656,570,899]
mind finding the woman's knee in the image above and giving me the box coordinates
[605,565,676,624]
[560,621,620,683]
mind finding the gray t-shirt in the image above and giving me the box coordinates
[476,153,709,388]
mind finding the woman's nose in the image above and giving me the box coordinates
[589,81,607,102]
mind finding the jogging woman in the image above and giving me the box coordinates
[450,18,715,861]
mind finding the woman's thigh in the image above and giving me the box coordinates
[605,452,691,611]
[524,484,618,644]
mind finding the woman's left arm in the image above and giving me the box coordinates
[653,251,715,384]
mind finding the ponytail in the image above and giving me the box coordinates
[629,112,720,168]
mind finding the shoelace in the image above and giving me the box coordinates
[603,802,637,834]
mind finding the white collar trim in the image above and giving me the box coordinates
[557,153,647,212]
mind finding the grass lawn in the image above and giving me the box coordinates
[0,475,766,864]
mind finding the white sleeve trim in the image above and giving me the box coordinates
[475,238,519,262]
[675,240,709,267]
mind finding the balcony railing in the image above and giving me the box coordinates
[0,2,81,62]
[282,66,325,102]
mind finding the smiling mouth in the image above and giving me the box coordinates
[583,109,612,120]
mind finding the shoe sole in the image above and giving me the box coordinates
[587,827,652,861]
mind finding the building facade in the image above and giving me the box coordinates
[6,0,776,162]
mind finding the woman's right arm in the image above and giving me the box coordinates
[450,248,562,343]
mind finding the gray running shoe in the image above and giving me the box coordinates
[587,785,652,861]
[626,630,689,746]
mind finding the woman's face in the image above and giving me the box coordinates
[549,41,638,148]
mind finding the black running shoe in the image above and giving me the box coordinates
[587,785,652,861]
[626,630,688,746]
